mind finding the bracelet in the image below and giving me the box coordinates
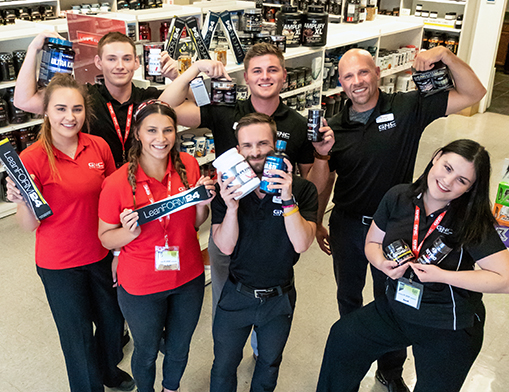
[282,204,296,209]
[283,206,299,217]
[281,195,297,207]
[314,151,331,161]
[113,250,121,257]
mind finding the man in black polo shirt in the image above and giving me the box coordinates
[315,46,486,392]
[210,112,318,392]
[162,42,333,320]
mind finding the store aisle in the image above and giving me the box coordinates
[1,112,509,392]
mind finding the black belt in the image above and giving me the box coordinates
[339,209,373,226]
[229,274,294,299]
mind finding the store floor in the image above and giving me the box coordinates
[2,111,509,392]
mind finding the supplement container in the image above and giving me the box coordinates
[276,5,303,48]
[0,52,15,82]
[260,139,288,195]
[270,35,286,52]
[148,48,161,75]
[181,133,195,142]
[417,236,452,265]
[193,136,207,157]
[307,109,325,142]
[384,239,415,266]
[181,141,196,156]
[205,132,215,154]
[243,9,263,32]
[213,148,260,200]
[412,61,454,96]
[38,37,75,88]
[302,6,329,47]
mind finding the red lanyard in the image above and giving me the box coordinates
[412,205,447,257]
[107,102,133,164]
[142,175,172,246]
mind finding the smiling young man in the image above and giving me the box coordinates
[315,46,487,392]
[209,113,318,392]
[14,31,179,168]
[161,43,333,324]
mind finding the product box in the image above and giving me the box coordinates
[0,138,52,220]
[493,182,509,226]
[496,225,509,249]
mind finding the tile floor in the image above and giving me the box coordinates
[2,111,509,392]
[487,71,509,116]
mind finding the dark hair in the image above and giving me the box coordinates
[97,32,136,58]
[127,100,188,208]
[244,42,285,72]
[39,73,93,179]
[234,112,277,143]
[411,139,495,246]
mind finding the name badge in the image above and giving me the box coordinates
[376,113,395,123]
[155,246,180,271]
[272,196,282,204]
[395,277,423,309]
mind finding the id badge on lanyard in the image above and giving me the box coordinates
[394,205,446,309]
[107,102,133,165]
[142,179,181,272]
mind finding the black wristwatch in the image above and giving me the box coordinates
[281,195,297,207]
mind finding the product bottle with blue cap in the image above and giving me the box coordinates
[38,37,75,88]
[260,139,289,195]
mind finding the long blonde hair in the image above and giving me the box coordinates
[127,100,188,208]
[38,73,93,179]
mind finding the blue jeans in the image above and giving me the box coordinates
[210,278,296,392]
[117,273,204,392]
[329,207,406,380]
[37,253,125,392]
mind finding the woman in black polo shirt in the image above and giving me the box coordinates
[317,139,509,392]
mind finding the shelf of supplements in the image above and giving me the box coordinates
[0,201,17,219]
[189,0,255,14]
[0,0,57,7]
[0,21,49,42]
[323,85,343,97]
[380,63,413,78]
[280,80,322,100]
[422,23,460,33]
[0,120,44,136]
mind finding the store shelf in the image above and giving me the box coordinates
[324,86,343,97]
[412,0,466,4]
[0,119,44,135]
[0,80,16,90]
[380,63,412,78]
[423,24,461,33]
[0,22,47,42]
[0,201,16,219]
[297,105,321,117]
[280,81,322,99]
[196,153,215,167]
[0,0,56,7]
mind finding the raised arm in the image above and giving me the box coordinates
[14,31,64,114]
[158,60,229,128]
[413,46,486,115]
[306,119,335,194]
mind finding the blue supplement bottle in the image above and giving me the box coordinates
[38,37,75,88]
[260,139,289,195]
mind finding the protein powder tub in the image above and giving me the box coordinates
[213,148,260,200]
[243,8,263,32]
[38,37,75,88]
[276,5,303,48]
[302,6,329,47]
[0,52,16,81]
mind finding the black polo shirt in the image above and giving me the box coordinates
[86,83,160,167]
[211,175,318,288]
[199,97,314,166]
[374,184,506,330]
[328,90,449,216]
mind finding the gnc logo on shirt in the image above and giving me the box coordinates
[88,162,105,170]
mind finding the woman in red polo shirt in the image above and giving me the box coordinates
[98,100,214,392]
[6,74,134,392]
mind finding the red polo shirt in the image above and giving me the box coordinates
[20,133,116,269]
[98,152,204,295]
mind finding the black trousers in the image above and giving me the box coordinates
[316,296,485,392]
[329,207,406,379]
[37,253,125,392]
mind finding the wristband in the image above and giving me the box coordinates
[314,151,331,160]
[281,195,297,207]
[282,204,296,209]
[113,250,121,257]
[283,206,299,217]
